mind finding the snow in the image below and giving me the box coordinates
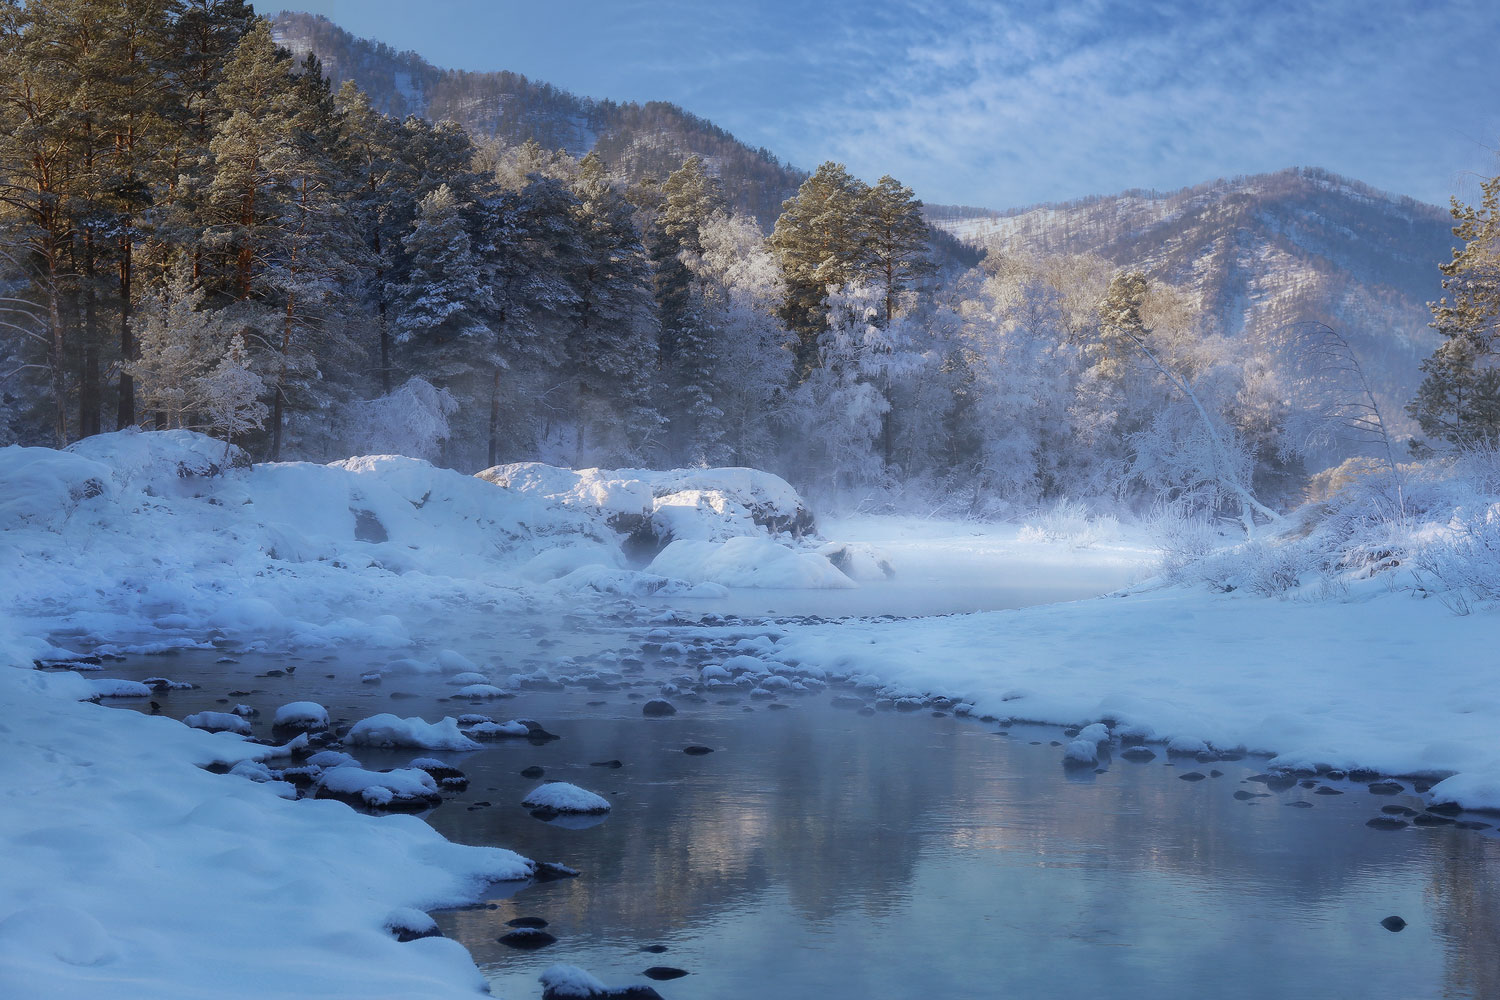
[315,765,441,808]
[0,621,533,999]
[539,963,609,998]
[86,678,153,699]
[346,714,481,751]
[649,536,855,589]
[183,710,252,735]
[271,701,329,729]
[522,782,612,814]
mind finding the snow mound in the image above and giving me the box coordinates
[648,536,855,589]
[314,765,441,809]
[818,541,895,581]
[346,714,480,751]
[272,701,329,730]
[184,711,251,735]
[85,678,152,700]
[522,782,611,814]
[539,964,609,998]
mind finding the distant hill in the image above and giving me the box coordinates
[930,168,1456,436]
[272,11,806,226]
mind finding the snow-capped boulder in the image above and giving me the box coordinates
[272,701,329,731]
[184,711,252,735]
[313,765,442,811]
[522,782,611,815]
[345,714,480,751]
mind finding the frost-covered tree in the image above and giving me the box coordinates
[1409,173,1500,450]
[197,330,267,452]
[860,175,935,325]
[337,376,457,461]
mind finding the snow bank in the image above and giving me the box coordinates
[649,536,855,589]
[0,617,533,999]
[346,714,481,751]
[522,782,611,814]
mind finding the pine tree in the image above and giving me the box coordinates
[769,162,869,378]
[567,152,661,464]
[860,175,934,325]
[649,155,725,462]
[1094,270,1150,380]
[1408,173,1500,449]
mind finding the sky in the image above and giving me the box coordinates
[278,0,1500,210]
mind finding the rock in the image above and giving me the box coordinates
[1425,801,1463,815]
[1313,786,1343,795]
[507,916,549,929]
[385,908,440,942]
[1366,816,1408,831]
[1120,747,1156,763]
[766,702,790,711]
[1178,772,1207,782]
[1233,790,1258,801]
[640,944,668,954]
[642,967,689,981]
[1367,780,1404,795]
[641,699,676,717]
[521,766,546,779]
[683,746,714,755]
[498,928,556,950]
[1286,801,1313,808]
[409,759,467,789]
[533,862,581,882]
[1381,805,1418,816]
[591,759,623,768]
[1414,813,1456,827]
[1380,916,1407,932]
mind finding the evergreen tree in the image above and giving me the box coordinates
[1408,174,1500,449]
[566,152,661,464]
[860,175,934,325]
[769,162,869,377]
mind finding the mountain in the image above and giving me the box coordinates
[271,11,805,226]
[930,168,1456,435]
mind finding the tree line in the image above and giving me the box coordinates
[2,1,1495,523]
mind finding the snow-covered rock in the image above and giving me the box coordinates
[85,678,152,700]
[522,782,611,815]
[272,701,329,730]
[346,714,480,751]
[648,536,855,590]
[184,711,252,735]
[314,765,442,810]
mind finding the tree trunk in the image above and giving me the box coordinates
[488,364,502,468]
[117,230,135,427]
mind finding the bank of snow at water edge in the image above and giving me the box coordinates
[0,429,866,652]
[0,621,533,999]
[769,503,1500,812]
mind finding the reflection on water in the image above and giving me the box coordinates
[107,629,1500,1000]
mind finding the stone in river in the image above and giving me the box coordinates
[520,766,545,779]
[1120,747,1156,763]
[642,699,677,717]
[1313,786,1343,796]
[498,928,556,949]
[641,944,668,954]
[1178,772,1207,782]
[642,967,689,981]
[591,759,623,768]
[1367,780,1404,795]
[1366,816,1408,831]
[506,916,549,929]
[683,746,714,755]
[1380,916,1407,932]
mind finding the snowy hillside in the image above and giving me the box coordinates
[932,168,1454,434]
[271,12,805,226]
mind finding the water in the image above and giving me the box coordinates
[103,615,1500,999]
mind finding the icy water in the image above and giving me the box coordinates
[104,611,1500,1000]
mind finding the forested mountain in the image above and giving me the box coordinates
[931,168,1456,432]
[270,11,804,226]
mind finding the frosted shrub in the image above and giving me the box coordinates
[1242,540,1304,597]
[1414,504,1500,612]
[1020,499,1121,548]
[338,378,459,462]
[1151,508,1222,581]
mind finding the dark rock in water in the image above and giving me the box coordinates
[411,761,466,784]
[683,746,714,755]
[498,928,556,950]
[931,710,948,718]
[228,690,253,697]
[1299,779,1318,788]
[1380,916,1407,932]
[1414,813,1456,827]
[532,861,581,881]
[1314,786,1343,796]
[642,967,689,981]
[1178,772,1207,782]
[602,989,664,1000]
[389,691,419,700]
[766,702,790,711]
[1456,820,1492,830]
[1324,769,1347,780]
[507,916,549,929]
[641,944,668,954]
[1120,747,1156,763]
[1367,780,1404,795]
[520,766,545,779]
[261,669,285,678]
[642,699,677,717]
[1366,816,1408,831]
[1286,801,1314,808]
[1233,790,1258,801]
[1425,800,1463,815]
[1062,727,1081,738]
[1347,768,1381,782]
[1412,782,1431,794]
[1263,774,1299,793]
[1209,770,1223,778]
[591,759,623,768]
[149,701,161,713]
[1381,805,1418,816]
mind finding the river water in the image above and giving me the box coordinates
[103,597,1500,999]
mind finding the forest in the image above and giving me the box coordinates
[2,0,1496,525]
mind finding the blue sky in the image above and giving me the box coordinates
[280,0,1500,209]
